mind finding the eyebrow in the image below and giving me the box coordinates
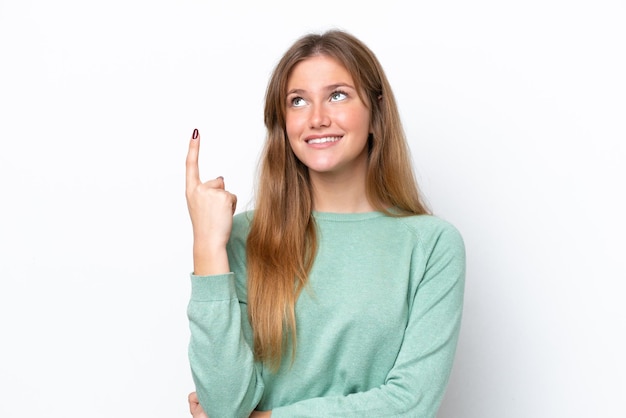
[286,83,356,96]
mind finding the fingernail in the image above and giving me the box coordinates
[217,176,224,180]
[192,128,199,139]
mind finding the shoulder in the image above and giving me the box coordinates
[396,214,465,255]
[398,215,466,291]
[229,210,254,246]
[232,210,254,230]
[395,214,462,237]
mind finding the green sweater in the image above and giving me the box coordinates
[188,211,465,418]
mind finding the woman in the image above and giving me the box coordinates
[185,29,465,417]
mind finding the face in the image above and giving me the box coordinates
[285,55,371,179]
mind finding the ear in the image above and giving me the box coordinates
[378,94,382,101]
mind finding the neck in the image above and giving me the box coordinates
[309,167,374,214]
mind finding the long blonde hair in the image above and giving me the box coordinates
[246,29,430,370]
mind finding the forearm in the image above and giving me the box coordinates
[269,330,459,418]
[270,315,462,418]
[188,274,264,417]
[193,239,230,275]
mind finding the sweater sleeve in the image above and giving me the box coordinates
[270,223,466,418]
[187,273,264,418]
[187,273,263,418]
[188,213,264,418]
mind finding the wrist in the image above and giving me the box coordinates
[192,242,230,275]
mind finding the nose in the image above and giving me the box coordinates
[309,102,331,128]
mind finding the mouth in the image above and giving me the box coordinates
[305,136,342,145]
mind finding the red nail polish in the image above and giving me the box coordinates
[192,128,199,139]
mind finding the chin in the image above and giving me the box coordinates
[305,163,338,174]
[301,159,336,173]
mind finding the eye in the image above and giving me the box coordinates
[330,90,347,102]
[290,96,307,107]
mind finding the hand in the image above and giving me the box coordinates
[185,129,237,275]
[188,390,270,418]
[188,391,208,418]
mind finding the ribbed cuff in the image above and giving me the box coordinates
[189,272,236,301]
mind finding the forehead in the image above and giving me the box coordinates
[287,55,354,89]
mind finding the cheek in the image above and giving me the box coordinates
[337,108,370,131]
[285,113,306,143]
[285,127,296,148]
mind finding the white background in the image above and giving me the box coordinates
[1,1,624,417]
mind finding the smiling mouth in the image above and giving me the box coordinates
[306,136,342,144]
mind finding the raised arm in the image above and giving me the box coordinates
[186,129,264,417]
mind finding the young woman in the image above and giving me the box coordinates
[185,29,465,417]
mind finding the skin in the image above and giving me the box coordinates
[188,392,269,418]
[185,54,375,417]
[286,55,374,213]
[185,131,236,276]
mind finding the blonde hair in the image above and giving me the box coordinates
[246,29,430,370]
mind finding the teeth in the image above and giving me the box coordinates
[307,137,340,144]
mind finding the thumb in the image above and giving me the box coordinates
[204,176,225,190]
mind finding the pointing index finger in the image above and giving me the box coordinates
[186,128,201,187]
